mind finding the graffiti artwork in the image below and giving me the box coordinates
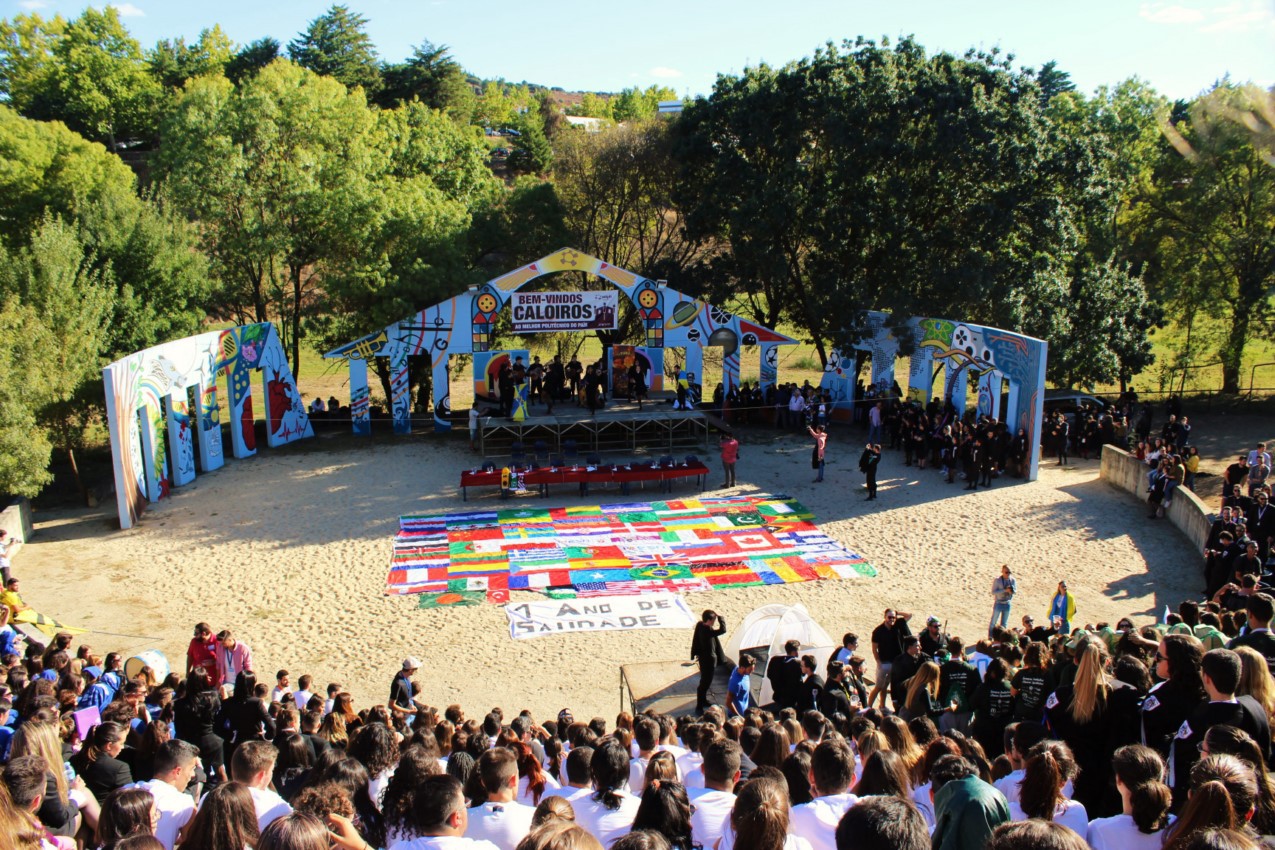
[325,248,798,433]
[817,312,1047,480]
[102,323,313,529]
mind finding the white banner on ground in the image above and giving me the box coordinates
[506,593,695,640]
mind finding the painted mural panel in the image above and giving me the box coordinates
[103,323,313,529]
[817,312,1047,481]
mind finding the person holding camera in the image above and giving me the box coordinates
[990,565,1017,638]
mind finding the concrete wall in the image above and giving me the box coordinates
[0,497,32,545]
[1100,445,1211,551]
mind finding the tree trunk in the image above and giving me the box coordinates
[1221,312,1247,394]
[290,265,304,380]
[65,443,88,507]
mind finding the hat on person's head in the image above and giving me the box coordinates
[1064,629,1090,651]
[402,657,420,672]
[84,666,103,679]
[927,616,941,626]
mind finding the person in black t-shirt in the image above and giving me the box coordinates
[1010,642,1053,721]
[389,657,420,723]
[868,609,913,710]
[919,616,948,659]
[889,637,924,711]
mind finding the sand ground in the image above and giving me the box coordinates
[14,410,1269,721]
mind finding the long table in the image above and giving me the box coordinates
[460,461,710,501]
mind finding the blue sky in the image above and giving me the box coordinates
[6,0,1273,101]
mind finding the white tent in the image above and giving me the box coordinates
[725,603,837,706]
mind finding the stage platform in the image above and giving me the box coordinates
[619,647,772,716]
[477,400,710,457]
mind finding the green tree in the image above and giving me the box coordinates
[225,37,280,84]
[288,4,381,96]
[158,61,386,376]
[148,25,234,89]
[677,38,1098,366]
[0,216,114,501]
[0,298,53,498]
[0,12,66,118]
[1047,258,1162,387]
[568,91,613,119]
[507,109,553,175]
[51,7,161,147]
[1035,60,1076,106]
[377,41,474,120]
[0,104,211,357]
[1134,83,1275,394]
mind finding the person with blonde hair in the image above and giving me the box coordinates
[1233,646,1275,725]
[10,719,99,836]
[1042,638,1140,815]
[903,662,955,722]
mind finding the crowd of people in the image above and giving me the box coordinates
[0,561,1272,850]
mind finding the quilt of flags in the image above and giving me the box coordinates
[388,495,876,604]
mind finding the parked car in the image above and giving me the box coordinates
[1043,390,1108,424]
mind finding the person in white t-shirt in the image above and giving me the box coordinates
[688,739,741,850]
[541,746,594,802]
[271,670,291,704]
[231,741,292,833]
[1005,740,1086,835]
[789,740,858,850]
[391,774,501,850]
[572,740,642,849]
[133,739,199,850]
[292,674,315,714]
[629,717,662,793]
[466,749,537,850]
[1086,744,1174,850]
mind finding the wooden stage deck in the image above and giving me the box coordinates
[477,400,710,457]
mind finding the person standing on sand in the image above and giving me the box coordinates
[990,565,1017,638]
[865,444,881,500]
[809,424,828,483]
[1049,581,1077,635]
[719,433,739,489]
[691,610,727,714]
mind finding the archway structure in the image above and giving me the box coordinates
[818,312,1048,480]
[323,248,798,433]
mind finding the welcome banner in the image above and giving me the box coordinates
[511,291,618,332]
[505,593,695,639]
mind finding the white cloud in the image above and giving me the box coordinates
[1201,0,1275,31]
[109,2,145,16]
[18,0,49,9]
[649,67,684,79]
[1139,0,1274,29]
[1139,2,1206,23]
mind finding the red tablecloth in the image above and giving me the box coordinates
[460,462,709,498]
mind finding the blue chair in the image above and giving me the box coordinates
[564,439,579,461]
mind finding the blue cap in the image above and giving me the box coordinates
[84,665,103,679]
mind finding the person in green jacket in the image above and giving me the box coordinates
[930,754,1010,850]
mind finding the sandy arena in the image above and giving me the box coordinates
[16,412,1264,720]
